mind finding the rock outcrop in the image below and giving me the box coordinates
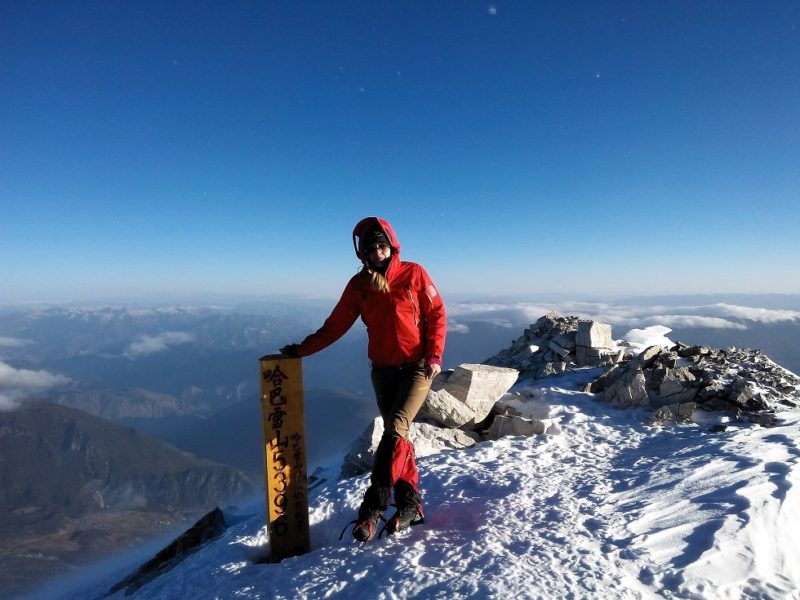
[420,363,519,428]
[109,507,228,596]
[485,312,623,378]
[586,342,800,425]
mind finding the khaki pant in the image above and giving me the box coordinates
[370,361,432,440]
[361,361,432,509]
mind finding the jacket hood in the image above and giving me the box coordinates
[352,217,401,264]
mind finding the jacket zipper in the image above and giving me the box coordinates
[407,287,419,325]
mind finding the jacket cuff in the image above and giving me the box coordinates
[426,355,442,367]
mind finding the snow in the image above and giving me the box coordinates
[623,325,675,353]
[50,371,800,600]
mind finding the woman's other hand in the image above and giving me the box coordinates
[425,361,441,379]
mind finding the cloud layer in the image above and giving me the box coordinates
[124,331,195,358]
[0,360,71,410]
[712,303,800,323]
[448,301,799,333]
[0,336,33,348]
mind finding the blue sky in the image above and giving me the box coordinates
[2,1,799,302]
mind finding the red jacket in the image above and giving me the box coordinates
[297,217,446,367]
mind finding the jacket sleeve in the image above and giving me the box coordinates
[417,265,446,364]
[296,280,361,357]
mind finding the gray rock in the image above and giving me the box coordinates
[411,422,481,454]
[650,406,674,426]
[552,332,576,350]
[605,367,649,408]
[428,364,519,427]
[484,313,590,379]
[485,414,547,439]
[576,345,618,367]
[420,388,476,428]
[109,507,228,595]
[589,339,800,424]
[728,379,758,406]
[548,340,571,358]
[677,344,711,358]
[637,346,663,369]
[655,367,699,405]
[677,402,697,419]
[606,350,626,365]
[665,402,696,421]
[576,320,613,349]
[697,379,726,399]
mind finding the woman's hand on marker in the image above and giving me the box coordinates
[280,344,300,358]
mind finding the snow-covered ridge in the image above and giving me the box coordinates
[64,369,800,600]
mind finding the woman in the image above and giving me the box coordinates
[280,216,446,542]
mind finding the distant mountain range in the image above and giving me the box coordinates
[0,401,256,598]
[0,306,312,416]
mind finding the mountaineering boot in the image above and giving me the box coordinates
[352,506,383,542]
[385,480,424,535]
[352,485,390,542]
[385,502,424,535]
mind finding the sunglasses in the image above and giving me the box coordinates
[366,243,390,253]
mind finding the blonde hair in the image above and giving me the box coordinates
[363,268,391,293]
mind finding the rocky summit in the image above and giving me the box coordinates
[586,342,800,426]
[483,311,800,428]
[484,311,624,378]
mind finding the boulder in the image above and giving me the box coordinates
[654,367,699,406]
[412,422,481,454]
[604,367,650,409]
[675,402,696,420]
[485,414,547,439]
[548,340,571,359]
[697,379,726,400]
[636,345,663,369]
[422,388,476,428]
[576,346,612,367]
[576,320,613,349]
[425,363,519,428]
[728,379,758,406]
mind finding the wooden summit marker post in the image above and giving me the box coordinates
[258,354,310,561]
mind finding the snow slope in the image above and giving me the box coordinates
[59,370,800,600]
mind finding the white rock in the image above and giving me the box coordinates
[576,320,614,349]
[429,363,519,427]
[421,388,476,428]
[485,414,547,439]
